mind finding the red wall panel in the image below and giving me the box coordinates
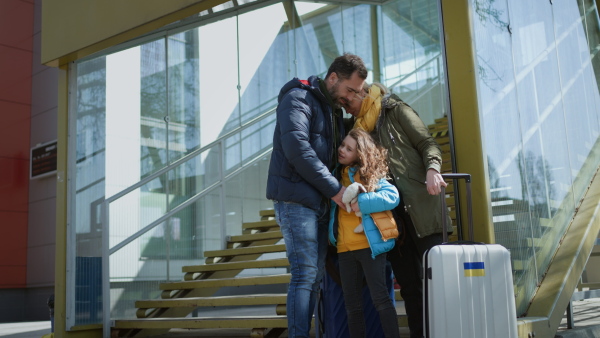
[0,101,31,159]
[0,0,34,50]
[0,45,33,105]
[0,266,28,288]
[0,0,34,288]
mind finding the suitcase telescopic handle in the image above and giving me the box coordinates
[440,173,474,243]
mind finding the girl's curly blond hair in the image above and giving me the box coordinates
[347,128,389,192]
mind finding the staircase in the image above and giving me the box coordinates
[113,209,414,338]
[113,210,292,337]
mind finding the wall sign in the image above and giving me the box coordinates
[31,140,57,179]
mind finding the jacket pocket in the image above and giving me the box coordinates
[407,170,426,185]
[371,210,399,241]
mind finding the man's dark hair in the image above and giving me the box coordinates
[326,53,368,81]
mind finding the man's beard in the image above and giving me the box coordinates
[328,81,348,109]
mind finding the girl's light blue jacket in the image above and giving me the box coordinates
[328,166,400,259]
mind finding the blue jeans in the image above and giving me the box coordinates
[274,200,329,338]
[339,248,400,338]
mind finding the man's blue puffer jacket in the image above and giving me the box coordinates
[266,76,344,210]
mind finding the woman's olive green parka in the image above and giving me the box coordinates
[373,94,452,238]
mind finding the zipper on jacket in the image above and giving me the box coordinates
[347,168,376,259]
[387,124,396,145]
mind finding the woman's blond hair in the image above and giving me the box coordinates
[346,128,389,192]
[361,82,388,97]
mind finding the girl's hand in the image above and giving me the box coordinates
[426,169,447,195]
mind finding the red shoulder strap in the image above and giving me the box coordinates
[299,79,309,85]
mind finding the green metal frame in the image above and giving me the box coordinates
[440,0,494,244]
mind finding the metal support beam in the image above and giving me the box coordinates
[370,5,381,83]
[439,0,494,244]
[282,0,302,29]
[566,302,574,329]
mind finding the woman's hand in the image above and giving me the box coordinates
[426,169,447,195]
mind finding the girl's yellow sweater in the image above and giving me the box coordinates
[336,167,370,253]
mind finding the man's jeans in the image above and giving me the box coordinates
[274,200,328,338]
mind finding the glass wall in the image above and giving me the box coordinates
[68,0,448,326]
[470,0,600,315]
[380,0,448,125]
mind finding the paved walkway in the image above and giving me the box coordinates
[1,298,598,337]
[0,321,51,338]
[555,298,600,338]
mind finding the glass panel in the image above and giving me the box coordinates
[240,154,274,222]
[202,189,224,254]
[109,235,165,320]
[337,4,374,71]
[69,0,451,324]
[290,2,327,78]
[379,0,447,125]
[293,3,372,79]
[140,39,168,176]
[471,0,533,315]
[582,0,600,134]
[241,114,276,165]
[509,0,572,293]
[109,177,166,244]
[137,143,220,260]
[224,174,243,237]
[108,188,223,318]
[295,5,340,76]
[167,31,200,162]
[224,133,241,176]
[238,3,289,124]
[198,17,239,146]
[73,55,107,327]
[555,0,600,202]
[74,56,106,237]
[472,0,600,315]
[166,144,221,212]
[583,0,600,85]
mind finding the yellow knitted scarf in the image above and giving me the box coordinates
[353,85,382,132]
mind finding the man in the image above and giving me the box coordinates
[343,82,449,338]
[266,53,367,338]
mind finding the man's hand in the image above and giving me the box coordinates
[426,169,447,195]
[351,201,360,213]
[331,186,347,209]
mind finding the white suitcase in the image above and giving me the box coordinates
[423,174,517,338]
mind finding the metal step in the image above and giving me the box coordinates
[204,244,286,258]
[114,316,291,330]
[260,209,275,217]
[242,219,278,232]
[136,293,287,309]
[182,258,289,274]
[160,274,291,291]
[227,230,283,244]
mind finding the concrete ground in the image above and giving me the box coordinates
[1,298,599,337]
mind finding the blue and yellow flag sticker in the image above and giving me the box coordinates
[464,262,485,277]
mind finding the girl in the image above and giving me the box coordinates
[328,128,401,338]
